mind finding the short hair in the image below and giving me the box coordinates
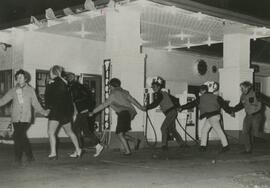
[15,69,30,83]
[200,84,208,92]
[50,65,64,78]
[240,81,253,88]
[109,78,121,87]
[65,72,76,83]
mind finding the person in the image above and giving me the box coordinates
[179,84,231,153]
[45,65,82,160]
[0,69,49,165]
[143,76,184,151]
[230,81,270,154]
[65,73,103,157]
[89,78,143,155]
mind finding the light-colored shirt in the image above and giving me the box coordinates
[93,87,141,120]
[0,84,46,123]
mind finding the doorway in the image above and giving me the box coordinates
[80,74,102,131]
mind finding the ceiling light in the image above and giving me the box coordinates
[167,6,177,15]
[207,35,212,46]
[186,38,191,49]
[252,31,257,41]
[167,41,172,52]
[74,22,92,38]
[194,12,204,21]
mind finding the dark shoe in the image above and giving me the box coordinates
[12,160,22,167]
[199,146,207,152]
[240,150,252,154]
[27,157,35,163]
[134,139,141,151]
[219,145,230,153]
[161,145,168,151]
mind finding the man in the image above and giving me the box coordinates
[230,81,270,154]
[180,84,231,153]
[143,76,184,151]
[0,69,49,164]
[89,78,143,155]
[66,73,103,157]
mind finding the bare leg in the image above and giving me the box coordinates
[62,122,81,154]
[47,120,59,156]
[117,132,131,154]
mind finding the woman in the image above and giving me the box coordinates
[45,65,82,159]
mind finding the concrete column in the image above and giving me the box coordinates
[219,33,253,131]
[105,7,145,132]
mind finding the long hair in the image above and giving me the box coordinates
[49,65,64,78]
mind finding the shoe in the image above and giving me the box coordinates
[134,139,141,151]
[93,144,104,157]
[70,149,84,159]
[26,157,35,163]
[48,154,58,160]
[199,146,207,152]
[219,145,230,153]
[161,145,168,151]
[122,152,132,156]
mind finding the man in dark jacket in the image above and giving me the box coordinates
[66,73,103,157]
[143,77,184,151]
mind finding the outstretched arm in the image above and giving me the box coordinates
[90,98,112,116]
[257,92,270,107]
[231,100,244,113]
[145,92,163,110]
[179,98,199,112]
[0,89,13,107]
[217,96,232,114]
[127,94,144,111]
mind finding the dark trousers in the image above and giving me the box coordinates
[73,112,99,148]
[242,113,264,152]
[13,122,33,162]
[161,109,183,146]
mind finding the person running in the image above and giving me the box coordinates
[143,76,184,151]
[179,84,231,153]
[66,73,103,157]
[89,78,143,155]
[45,65,82,160]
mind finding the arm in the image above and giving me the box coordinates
[145,92,163,110]
[231,100,244,113]
[91,97,112,114]
[256,92,270,107]
[217,96,232,114]
[127,94,144,111]
[180,98,199,111]
[0,89,13,107]
[31,88,49,116]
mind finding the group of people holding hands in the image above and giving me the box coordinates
[0,65,269,165]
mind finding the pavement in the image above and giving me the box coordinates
[0,139,270,188]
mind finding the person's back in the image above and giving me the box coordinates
[70,81,94,113]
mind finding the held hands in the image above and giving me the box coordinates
[141,106,147,111]
[89,112,94,117]
[43,109,50,116]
